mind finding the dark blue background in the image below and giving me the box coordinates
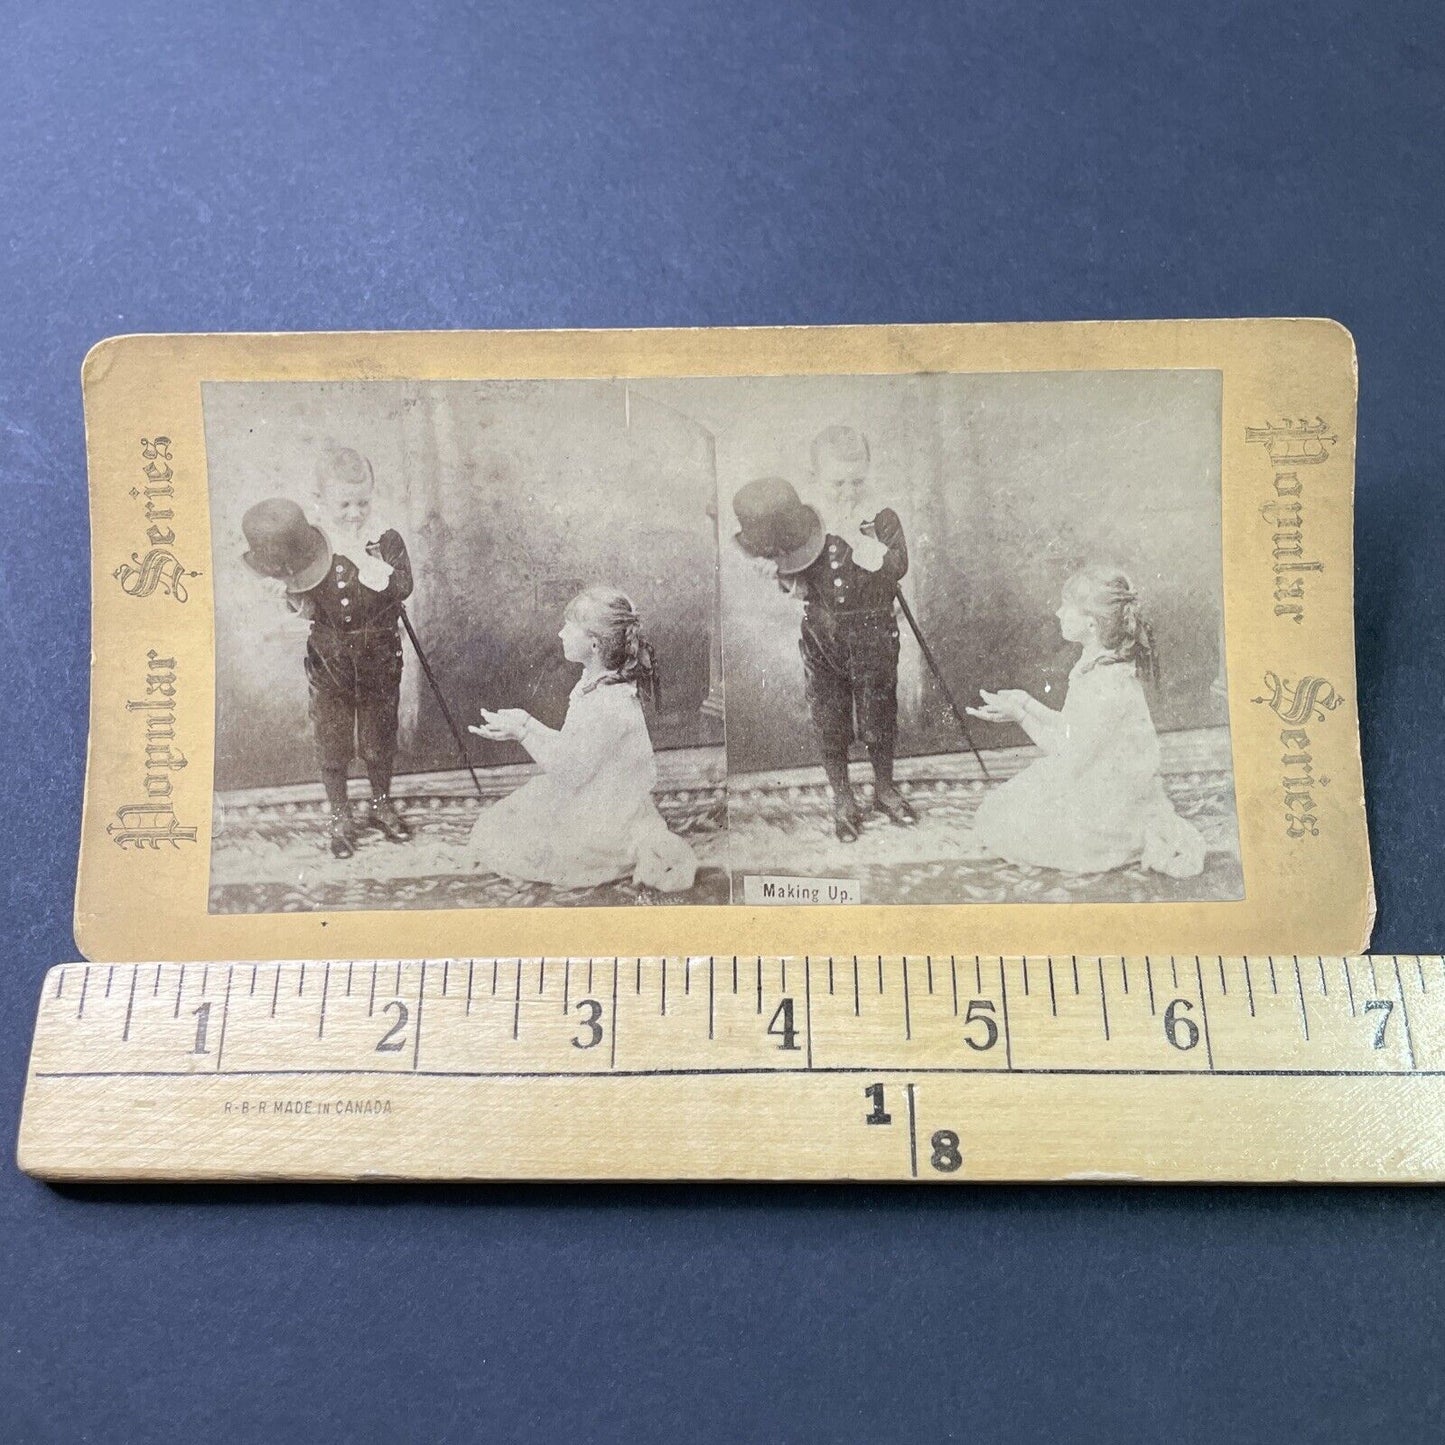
[2,2,1441,1440]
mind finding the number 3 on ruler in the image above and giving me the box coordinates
[572,999,604,1050]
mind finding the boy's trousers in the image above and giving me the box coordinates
[305,624,404,776]
[799,605,900,772]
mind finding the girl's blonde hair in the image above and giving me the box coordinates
[1063,565,1158,683]
[566,585,660,706]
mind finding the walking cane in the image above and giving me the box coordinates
[893,587,991,781]
[398,605,485,798]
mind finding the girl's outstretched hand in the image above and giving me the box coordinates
[966,688,1033,723]
[469,707,532,742]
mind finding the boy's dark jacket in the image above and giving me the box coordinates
[785,509,908,612]
[290,530,413,630]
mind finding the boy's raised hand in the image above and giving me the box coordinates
[356,537,395,591]
[367,531,407,568]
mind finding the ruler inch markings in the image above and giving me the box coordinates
[213,966,234,1072]
[905,1082,919,1178]
[999,958,1013,1070]
[609,958,619,1070]
[318,961,331,1040]
[26,956,1445,1184]
[33,1063,1445,1082]
[804,957,813,1069]
[1194,956,1214,1071]
[1393,956,1418,1071]
[121,966,138,1042]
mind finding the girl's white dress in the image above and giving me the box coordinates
[972,658,1207,878]
[467,677,698,892]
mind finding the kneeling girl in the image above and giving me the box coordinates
[967,565,1206,879]
[467,586,698,893]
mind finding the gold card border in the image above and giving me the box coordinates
[75,319,1370,961]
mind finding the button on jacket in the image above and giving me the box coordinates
[787,508,908,613]
[294,529,414,633]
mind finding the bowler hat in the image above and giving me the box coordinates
[241,498,332,593]
[732,477,825,575]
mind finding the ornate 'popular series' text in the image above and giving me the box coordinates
[106,650,197,848]
[1246,418,1336,624]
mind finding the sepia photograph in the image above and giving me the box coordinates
[693,368,1243,907]
[204,379,729,912]
[203,365,1241,915]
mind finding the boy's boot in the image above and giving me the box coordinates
[370,794,412,842]
[822,746,864,843]
[322,766,358,858]
[868,744,916,826]
[364,762,411,842]
[329,805,359,858]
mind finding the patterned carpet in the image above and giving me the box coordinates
[727,770,1242,905]
[209,729,1241,912]
[209,789,730,913]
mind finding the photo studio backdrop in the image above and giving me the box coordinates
[205,380,721,793]
[205,370,1224,791]
[666,368,1228,775]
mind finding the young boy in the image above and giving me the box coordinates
[786,425,916,841]
[734,428,916,843]
[241,446,414,858]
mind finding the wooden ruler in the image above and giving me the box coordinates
[18,957,1445,1182]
